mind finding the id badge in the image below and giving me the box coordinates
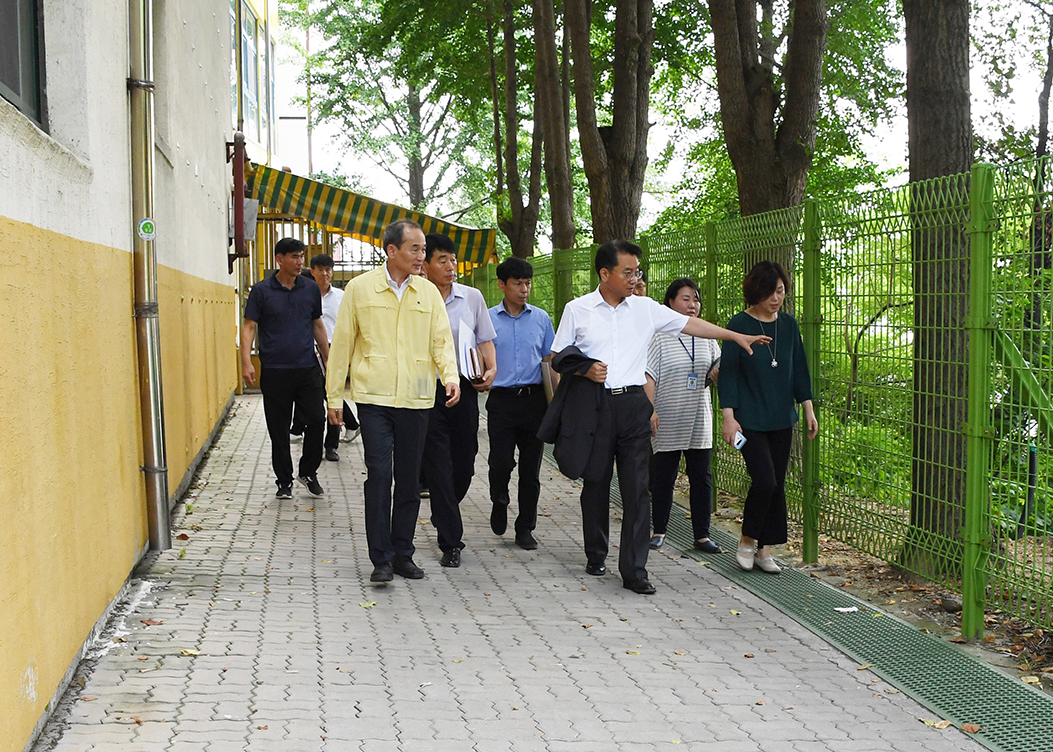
[687,373,699,390]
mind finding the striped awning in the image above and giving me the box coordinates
[247,162,497,265]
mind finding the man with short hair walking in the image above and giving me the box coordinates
[486,256,557,551]
[326,219,460,584]
[419,232,497,568]
[291,253,360,461]
[241,237,329,499]
[549,240,766,594]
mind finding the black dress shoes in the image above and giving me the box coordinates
[490,502,508,535]
[695,539,723,554]
[585,561,607,576]
[515,532,538,550]
[392,557,425,579]
[623,578,656,595]
[440,549,461,568]
[370,563,393,583]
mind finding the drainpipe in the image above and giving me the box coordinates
[129,0,171,551]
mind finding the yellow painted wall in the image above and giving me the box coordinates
[0,217,237,752]
[158,267,238,489]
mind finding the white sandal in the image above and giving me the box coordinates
[736,545,755,571]
[755,555,781,574]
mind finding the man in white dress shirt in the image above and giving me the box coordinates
[291,254,359,461]
[551,240,765,594]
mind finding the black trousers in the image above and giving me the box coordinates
[293,399,358,449]
[580,390,653,583]
[259,365,325,486]
[651,448,713,540]
[486,387,546,534]
[357,403,430,566]
[422,377,480,553]
[739,426,793,547]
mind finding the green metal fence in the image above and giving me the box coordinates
[467,158,1053,635]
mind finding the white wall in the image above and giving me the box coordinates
[0,0,233,285]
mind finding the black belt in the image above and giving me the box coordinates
[606,385,644,395]
[491,383,544,397]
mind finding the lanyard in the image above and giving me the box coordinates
[677,336,695,364]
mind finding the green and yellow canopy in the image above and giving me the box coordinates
[247,162,497,265]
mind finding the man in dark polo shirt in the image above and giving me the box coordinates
[241,237,330,499]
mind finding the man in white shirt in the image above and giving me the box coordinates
[291,254,360,461]
[551,240,766,594]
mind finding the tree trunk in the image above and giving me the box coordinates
[903,0,973,580]
[407,81,426,210]
[497,0,542,258]
[567,0,653,244]
[534,0,576,250]
[708,0,827,221]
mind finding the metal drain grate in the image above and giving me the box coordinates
[536,442,1053,752]
[662,507,1053,752]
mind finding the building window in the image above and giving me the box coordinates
[0,0,46,125]
[230,0,238,130]
[241,1,259,143]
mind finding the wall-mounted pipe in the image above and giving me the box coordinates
[129,0,171,550]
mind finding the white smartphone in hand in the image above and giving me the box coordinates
[733,431,747,450]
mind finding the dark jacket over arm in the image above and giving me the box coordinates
[537,347,610,481]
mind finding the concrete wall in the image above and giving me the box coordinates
[0,2,237,750]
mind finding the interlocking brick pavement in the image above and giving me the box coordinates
[31,394,989,751]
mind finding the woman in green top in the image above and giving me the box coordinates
[718,261,818,574]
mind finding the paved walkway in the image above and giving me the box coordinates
[33,394,989,752]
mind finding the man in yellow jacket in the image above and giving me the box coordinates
[326,219,460,584]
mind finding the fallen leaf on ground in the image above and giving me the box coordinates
[920,718,952,729]
[256,725,268,730]
[755,701,766,705]
[857,664,873,671]
[141,620,163,626]
[80,697,97,702]
[359,601,377,608]
[179,649,200,656]
[674,650,686,656]
[581,624,592,629]
[949,637,967,644]
[175,533,190,541]
[626,650,640,655]
[452,659,463,663]
[962,723,981,733]
[1022,676,1041,685]
[885,688,901,694]
[744,654,755,658]
[730,610,741,615]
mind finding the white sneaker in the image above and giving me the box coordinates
[755,556,782,574]
[736,545,755,571]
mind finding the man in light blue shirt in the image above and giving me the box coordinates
[486,257,557,550]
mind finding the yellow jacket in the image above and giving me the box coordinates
[326,266,458,410]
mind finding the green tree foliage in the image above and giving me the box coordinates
[648,0,901,231]
[973,0,1053,163]
[283,0,494,213]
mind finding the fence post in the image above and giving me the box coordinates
[801,199,821,564]
[962,163,996,639]
[704,222,718,323]
[554,247,573,327]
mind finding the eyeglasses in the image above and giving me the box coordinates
[622,268,644,282]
